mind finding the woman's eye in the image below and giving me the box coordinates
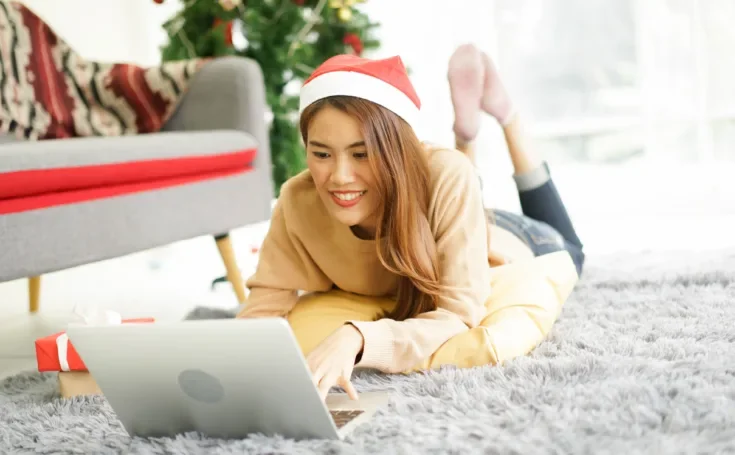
[312,151,330,159]
[353,152,368,160]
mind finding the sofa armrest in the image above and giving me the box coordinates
[163,56,273,196]
[0,131,258,202]
[0,131,257,173]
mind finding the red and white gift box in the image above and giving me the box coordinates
[35,308,154,372]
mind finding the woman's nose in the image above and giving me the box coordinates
[330,159,355,185]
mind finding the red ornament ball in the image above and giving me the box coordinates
[343,33,363,56]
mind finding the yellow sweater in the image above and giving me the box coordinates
[237,146,578,373]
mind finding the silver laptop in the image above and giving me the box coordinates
[65,318,390,440]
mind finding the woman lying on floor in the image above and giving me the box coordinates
[237,44,584,401]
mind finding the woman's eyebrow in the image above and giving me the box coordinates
[307,140,365,149]
[308,140,331,149]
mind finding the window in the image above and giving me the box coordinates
[492,0,735,164]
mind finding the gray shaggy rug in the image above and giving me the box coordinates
[2,249,735,454]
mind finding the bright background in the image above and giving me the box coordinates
[21,0,735,207]
[2,0,734,354]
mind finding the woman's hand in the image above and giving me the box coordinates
[306,324,364,402]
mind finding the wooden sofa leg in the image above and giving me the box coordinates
[214,234,247,304]
[29,275,41,313]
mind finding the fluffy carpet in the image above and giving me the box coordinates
[2,249,735,454]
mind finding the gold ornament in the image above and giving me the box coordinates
[337,7,352,22]
[329,0,364,22]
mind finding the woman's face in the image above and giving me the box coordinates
[305,106,380,237]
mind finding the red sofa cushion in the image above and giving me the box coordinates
[0,147,256,215]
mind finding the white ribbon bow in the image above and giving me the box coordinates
[56,305,123,371]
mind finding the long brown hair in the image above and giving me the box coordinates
[300,95,443,321]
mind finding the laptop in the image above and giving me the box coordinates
[65,318,390,440]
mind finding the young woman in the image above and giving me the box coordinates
[237,45,583,401]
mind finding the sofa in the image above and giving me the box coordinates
[0,56,274,312]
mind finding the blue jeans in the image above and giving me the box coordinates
[485,163,585,276]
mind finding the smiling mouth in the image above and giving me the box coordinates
[329,191,366,207]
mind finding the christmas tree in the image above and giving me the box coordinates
[156,0,381,194]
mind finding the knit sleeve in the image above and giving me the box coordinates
[349,151,491,372]
[237,192,333,319]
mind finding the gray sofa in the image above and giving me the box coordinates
[0,56,274,312]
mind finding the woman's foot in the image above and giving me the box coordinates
[480,52,516,125]
[447,44,485,145]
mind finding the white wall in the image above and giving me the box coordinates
[9,0,735,258]
[19,0,179,66]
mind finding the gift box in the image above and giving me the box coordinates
[58,371,101,398]
[35,315,154,372]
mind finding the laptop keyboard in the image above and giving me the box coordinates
[330,410,364,428]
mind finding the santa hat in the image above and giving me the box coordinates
[299,54,421,132]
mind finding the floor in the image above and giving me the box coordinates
[2,161,734,380]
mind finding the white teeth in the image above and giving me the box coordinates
[333,191,365,201]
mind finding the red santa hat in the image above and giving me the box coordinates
[299,54,422,132]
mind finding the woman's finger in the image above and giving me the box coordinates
[309,364,321,386]
[309,357,326,386]
[318,374,336,402]
[339,376,359,401]
[312,364,325,386]
[306,351,322,372]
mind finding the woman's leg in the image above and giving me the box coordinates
[448,44,585,274]
[502,117,583,252]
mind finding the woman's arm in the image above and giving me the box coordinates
[348,150,491,373]
[237,193,332,319]
[236,288,298,319]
